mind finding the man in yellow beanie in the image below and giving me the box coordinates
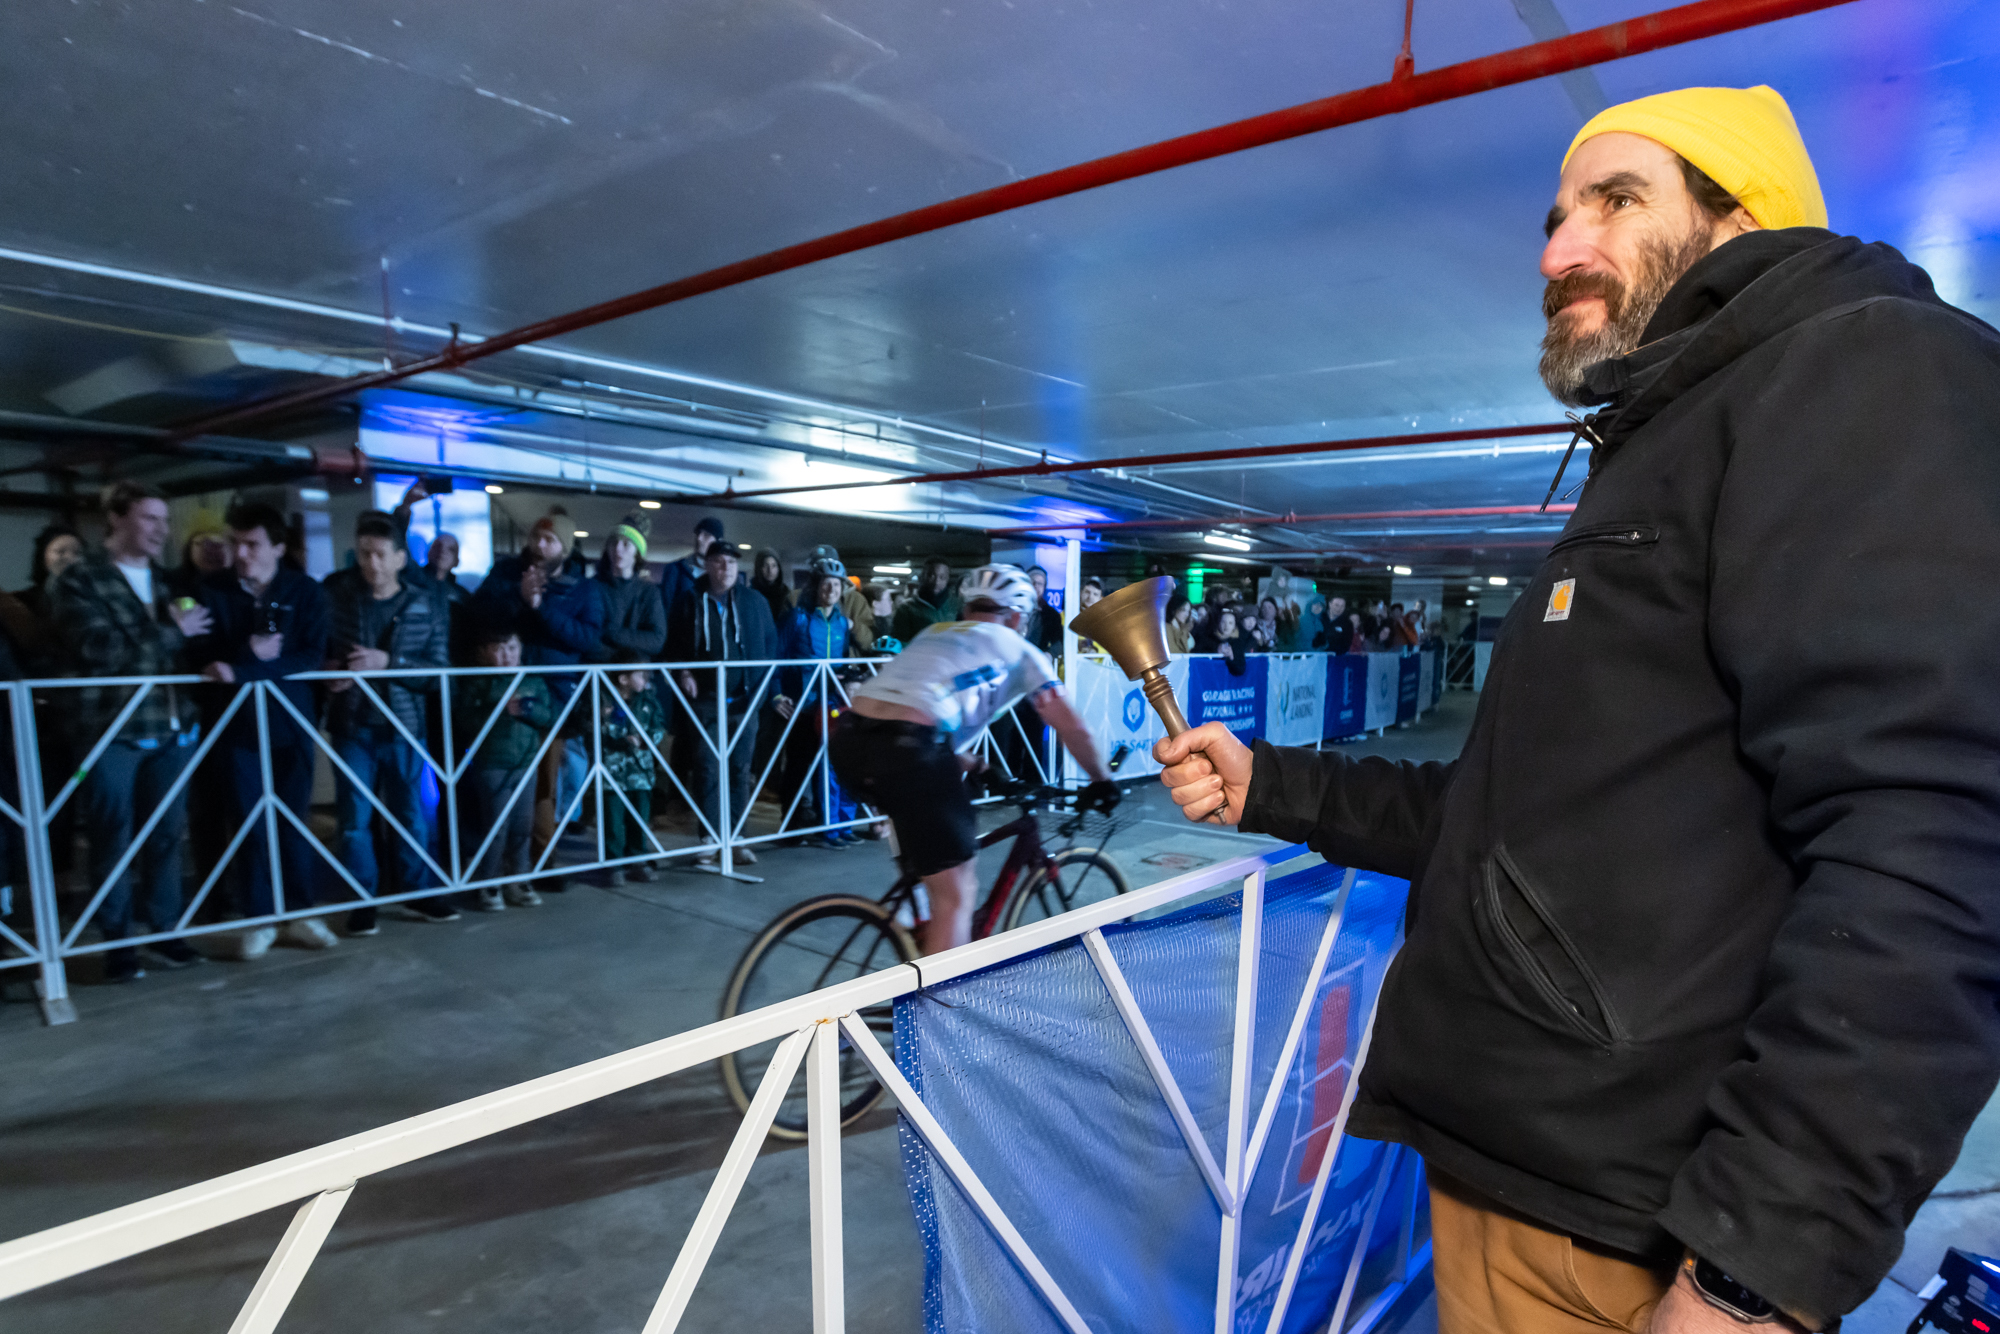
[1538,85,1825,405]
[1160,85,2000,1331]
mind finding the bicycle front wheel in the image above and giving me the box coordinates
[718,895,918,1140]
[1000,848,1133,932]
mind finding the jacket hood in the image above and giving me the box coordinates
[1582,228,1951,447]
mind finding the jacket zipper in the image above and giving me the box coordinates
[1547,523,1659,555]
[1484,847,1627,1049]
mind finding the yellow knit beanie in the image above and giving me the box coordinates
[1563,85,1827,231]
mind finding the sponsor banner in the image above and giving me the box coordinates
[1395,653,1422,723]
[1069,653,1189,779]
[1264,654,1327,747]
[1188,655,1267,746]
[1323,655,1368,739]
[1362,655,1402,731]
[1072,651,1443,763]
[899,862,1414,1334]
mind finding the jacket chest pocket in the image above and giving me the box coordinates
[1477,846,1626,1050]
[1548,522,1659,558]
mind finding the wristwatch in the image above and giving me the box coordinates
[1689,1254,1779,1323]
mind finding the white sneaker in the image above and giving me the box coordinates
[233,926,278,960]
[280,918,339,951]
[474,887,506,913]
[695,852,721,872]
[504,883,542,907]
[733,845,758,866]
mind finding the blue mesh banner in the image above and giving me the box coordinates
[894,859,1414,1334]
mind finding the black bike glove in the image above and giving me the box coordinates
[1078,780,1122,814]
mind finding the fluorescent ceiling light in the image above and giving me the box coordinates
[875,564,913,575]
[1487,576,1508,586]
[296,488,329,503]
[573,530,589,538]
[484,484,504,494]
[1392,565,1413,576]
[738,543,752,550]
[639,500,661,509]
[1204,532,1253,552]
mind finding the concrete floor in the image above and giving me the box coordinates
[2,689,1990,1331]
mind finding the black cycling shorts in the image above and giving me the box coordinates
[827,714,978,877]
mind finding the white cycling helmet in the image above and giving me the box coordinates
[959,563,1038,616]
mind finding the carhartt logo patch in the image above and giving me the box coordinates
[1544,579,1576,622]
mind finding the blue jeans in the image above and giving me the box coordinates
[228,721,319,916]
[690,696,754,840]
[80,737,196,940]
[333,728,432,897]
[554,736,590,826]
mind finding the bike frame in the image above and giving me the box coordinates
[871,803,1056,939]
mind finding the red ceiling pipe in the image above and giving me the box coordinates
[710,422,1570,501]
[169,0,1857,443]
[989,503,1577,538]
[1171,537,1576,558]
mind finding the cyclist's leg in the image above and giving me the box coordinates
[918,858,980,954]
[829,716,980,950]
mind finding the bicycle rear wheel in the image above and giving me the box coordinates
[719,894,917,1139]
[1000,848,1133,932]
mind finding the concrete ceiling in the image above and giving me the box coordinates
[0,0,1993,574]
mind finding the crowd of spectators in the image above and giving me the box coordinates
[0,477,1446,984]
[0,481,1001,982]
[1178,586,1443,674]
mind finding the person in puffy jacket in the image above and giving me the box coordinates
[589,515,666,663]
[777,568,859,845]
[1160,85,2000,1330]
[321,513,453,933]
[784,544,877,653]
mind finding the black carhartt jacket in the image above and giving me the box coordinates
[1241,230,2000,1322]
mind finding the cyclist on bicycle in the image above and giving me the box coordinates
[831,563,1120,954]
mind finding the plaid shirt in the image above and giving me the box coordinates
[51,549,191,745]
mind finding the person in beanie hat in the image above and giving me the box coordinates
[472,513,603,864]
[1160,86,2000,1329]
[590,513,666,663]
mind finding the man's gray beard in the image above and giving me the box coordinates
[1538,226,1714,407]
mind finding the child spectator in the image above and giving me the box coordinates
[455,626,553,911]
[600,650,666,884]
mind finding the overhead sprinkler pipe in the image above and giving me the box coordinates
[706,422,1571,502]
[987,503,1578,539]
[168,0,1859,443]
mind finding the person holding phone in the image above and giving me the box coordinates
[187,503,330,957]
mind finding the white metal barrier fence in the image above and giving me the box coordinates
[0,659,1060,1025]
[0,842,1425,1334]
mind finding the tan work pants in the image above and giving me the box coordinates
[1430,1168,1676,1334]
[529,741,563,861]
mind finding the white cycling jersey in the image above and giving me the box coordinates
[851,618,1057,749]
